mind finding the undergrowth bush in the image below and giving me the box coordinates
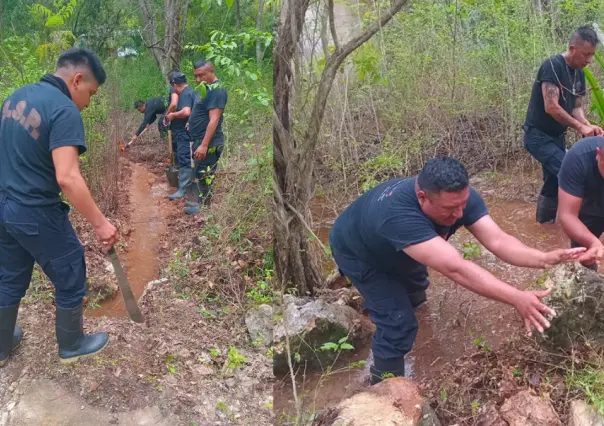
[317,0,604,201]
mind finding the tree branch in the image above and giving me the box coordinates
[326,0,339,53]
[302,0,408,157]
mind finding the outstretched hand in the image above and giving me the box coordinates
[541,247,586,268]
[577,243,604,267]
[513,287,556,337]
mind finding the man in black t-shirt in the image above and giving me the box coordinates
[129,97,169,144]
[165,72,199,200]
[524,25,603,224]
[329,157,586,385]
[183,59,228,215]
[0,48,118,366]
[558,136,604,270]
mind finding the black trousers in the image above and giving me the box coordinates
[523,125,566,198]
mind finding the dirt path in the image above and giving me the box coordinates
[0,158,272,425]
[91,161,169,318]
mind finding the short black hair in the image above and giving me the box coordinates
[417,156,469,193]
[57,48,106,85]
[571,26,599,46]
[134,100,145,109]
[194,59,211,69]
[167,69,180,81]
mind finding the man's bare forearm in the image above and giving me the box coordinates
[444,260,521,306]
[559,213,601,248]
[489,234,546,268]
[548,104,586,131]
[572,107,591,126]
[200,120,219,148]
[58,173,106,229]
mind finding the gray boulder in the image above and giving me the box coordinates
[273,295,369,375]
[245,304,273,347]
[539,263,604,349]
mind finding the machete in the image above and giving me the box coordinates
[107,246,144,323]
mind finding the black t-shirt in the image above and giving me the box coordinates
[524,54,586,136]
[329,177,489,286]
[558,136,604,217]
[171,86,197,132]
[0,79,86,206]
[135,97,168,136]
[189,80,228,147]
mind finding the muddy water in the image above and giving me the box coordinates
[274,197,572,420]
[89,162,167,318]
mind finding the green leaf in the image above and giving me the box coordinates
[320,342,339,351]
[340,343,354,350]
[338,337,348,344]
[46,15,64,28]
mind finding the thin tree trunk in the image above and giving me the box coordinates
[138,0,165,73]
[274,0,409,295]
[256,0,266,63]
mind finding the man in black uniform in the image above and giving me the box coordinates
[558,136,604,270]
[329,157,585,384]
[166,72,199,200]
[0,48,118,366]
[128,97,169,144]
[184,60,228,215]
[524,25,603,224]
[165,69,180,155]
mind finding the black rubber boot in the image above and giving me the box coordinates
[56,304,109,364]
[370,356,405,385]
[408,290,427,309]
[0,304,23,367]
[536,195,558,224]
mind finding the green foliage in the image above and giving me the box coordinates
[319,336,355,352]
[29,0,77,63]
[226,346,248,370]
[461,241,482,259]
[567,366,604,414]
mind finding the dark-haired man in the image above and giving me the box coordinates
[128,97,169,145]
[0,48,118,366]
[558,136,604,271]
[524,25,604,224]
[183,59,228,215]
[329,156,586,384]
[165,72,199,200]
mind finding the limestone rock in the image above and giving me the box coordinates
[540,263,604,349]
[245,304,273,346]
[569,400,604,426]
[313,377,440,426]
[273,295,370,374]
[499,390,561,426]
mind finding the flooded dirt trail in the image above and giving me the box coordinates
[90,161,169,318]
[275,196,573,420]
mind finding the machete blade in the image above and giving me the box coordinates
[107,247,144,323]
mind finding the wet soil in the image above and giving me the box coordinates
[274,177,573,421]
[90,162,170,318]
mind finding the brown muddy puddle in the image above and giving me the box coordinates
[274,196,573,421]
[89,162,168,318]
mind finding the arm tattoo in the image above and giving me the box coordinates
[543,82,560,104]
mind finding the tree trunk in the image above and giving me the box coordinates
[320,2,330,58]
[138,0,165,73]
[273,0,409,295]
[235,0,243,54]
[139,0,191,74]
[256,0,266,63]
